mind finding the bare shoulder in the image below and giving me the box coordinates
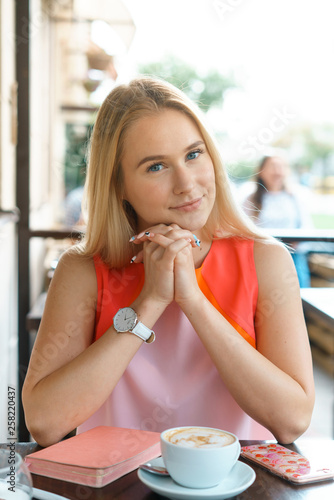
[253,239,300,296]
[253,238,291,263]
[41,248,98,345]
[50,247,97,296]
[59,248,95,274]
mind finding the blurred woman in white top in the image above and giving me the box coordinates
[243,154,311,287]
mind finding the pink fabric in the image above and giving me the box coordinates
[77,238,274,439]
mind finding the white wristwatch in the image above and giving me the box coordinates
[113,307,155,343]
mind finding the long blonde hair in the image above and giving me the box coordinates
[80,76,270,268]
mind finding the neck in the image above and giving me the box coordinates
[193,237,212,268]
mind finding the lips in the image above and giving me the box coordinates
[170,197,203,211]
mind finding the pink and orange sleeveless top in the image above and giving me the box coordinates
[77,238,274,439]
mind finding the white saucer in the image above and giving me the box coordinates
[137,457,256,500]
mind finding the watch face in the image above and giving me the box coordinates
[113,307,137,332]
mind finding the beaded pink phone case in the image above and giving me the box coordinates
[241,443,334,484]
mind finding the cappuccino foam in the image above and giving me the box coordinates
[164,427,235,449]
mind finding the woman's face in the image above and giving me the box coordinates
[259,156,289,192]
[121,109,216,235]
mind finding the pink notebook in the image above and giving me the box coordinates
[25,426,161,488]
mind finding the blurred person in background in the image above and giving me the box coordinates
[243,154,311,287]
[64,185,85,227]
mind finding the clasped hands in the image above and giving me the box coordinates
[129,223,201,307]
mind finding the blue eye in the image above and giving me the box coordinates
[187,149,202,160]
[147,163,163,172]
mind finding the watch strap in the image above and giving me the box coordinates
[132,321,155,344]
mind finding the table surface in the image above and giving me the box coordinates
[1,439,334,500]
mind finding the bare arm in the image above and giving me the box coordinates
[22,250,166,447]
[177,241,315,444]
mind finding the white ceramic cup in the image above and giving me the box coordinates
[160,426,240,489]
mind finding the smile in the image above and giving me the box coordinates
[170,197,203,212]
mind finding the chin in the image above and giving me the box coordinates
[181,218,210,233]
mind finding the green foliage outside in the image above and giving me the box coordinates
[311,214,334,229]
[138,55,235,112]
[64,123,92,194]
[274,123,334,177]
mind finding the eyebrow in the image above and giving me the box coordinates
[136,140,205,168]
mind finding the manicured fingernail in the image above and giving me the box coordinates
[137,231,145,238]
[192,234,201,247]
[130,255,137,263]
[145,231,150,236]
[129,236,136,242]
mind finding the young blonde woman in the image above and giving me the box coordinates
[22,77,314,447]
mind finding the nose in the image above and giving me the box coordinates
[273,165,285,177]
[173,166,195,195]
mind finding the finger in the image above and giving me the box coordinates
[160,225,201,247]
[130,223,191,241]
[130,244,165,264]
[147,233,193,249]
[130,240,162,264]
[129,223,172,243]
[129,225,201,248]
[164,239,193,262]
[129,230,155,244]
[141,238,192,269]
[130,250,143,264]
